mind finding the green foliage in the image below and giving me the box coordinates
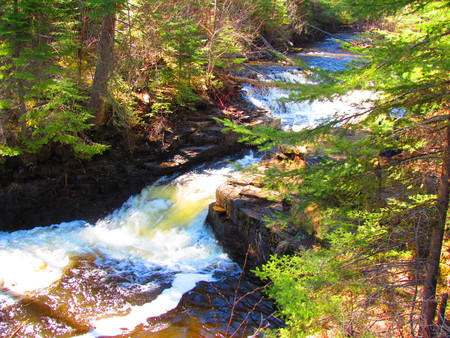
[216,0,450,335]
[310,0,357,26]
[0,0,109,159]
[257,193,435,336]
[218,117,304,150]
[151,102,173,115]
[86,0,127,17]
[339,3,450,117]
[253,0,289,29]
[204,24,246,85]
[334,0,441,21]
[20,79,109,158]
[256,251,349,337]
[158,17,207,104]
[0,145,22,157]
[223,0,449,213]
[3,0,292,162]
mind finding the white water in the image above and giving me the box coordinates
[0,153,259,336]
[241,35,375,131]
[83,273,215,337]
[1,34,373,337]
[243,81,374,131]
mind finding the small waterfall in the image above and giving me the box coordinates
[0,152,260,337]
[241,34,375,131]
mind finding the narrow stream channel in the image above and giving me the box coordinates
[0,34,370,337]
[242,33,374,131]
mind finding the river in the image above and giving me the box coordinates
[241,33,374,131]
[0,34,370,337]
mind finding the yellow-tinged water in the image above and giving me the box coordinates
[0,34,371,337]
[0,153,259,337]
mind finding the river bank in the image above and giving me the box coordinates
[0,92,276,231]
[0,31,367,337]
[0,24,358,232]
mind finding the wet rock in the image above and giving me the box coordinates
[0,102,264,231]
[149,271,285,336]
[206,177,280,274]
[207,150,314,276]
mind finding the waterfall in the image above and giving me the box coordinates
[0,34,374,337]
[241,34,375,131]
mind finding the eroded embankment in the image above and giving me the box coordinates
[0,97,274,231]
[207,147,318,276]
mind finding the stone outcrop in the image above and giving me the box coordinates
[0,98,277,231]
[207,149,315,276]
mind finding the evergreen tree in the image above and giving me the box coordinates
[222,0,449,335]
[159,16,207,104]
[87,0,126,128]
[0,0,108,159]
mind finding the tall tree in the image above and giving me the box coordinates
[0,0,108,159]
[422,114,450,336]
[88,0,123,129]
[223,0,449,335]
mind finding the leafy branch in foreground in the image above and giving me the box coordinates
[256,194,436,337]
[219,1,449,336]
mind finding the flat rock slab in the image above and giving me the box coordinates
[207,172,314,276]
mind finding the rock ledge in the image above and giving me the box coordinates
[207,151,315,275]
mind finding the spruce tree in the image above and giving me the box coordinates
[223,0,449,335]
[0,0,108,159]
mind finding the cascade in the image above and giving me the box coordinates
[241,33,374,131]
[0,34,371,337]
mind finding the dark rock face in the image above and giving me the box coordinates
[0,102,274,231]
[207,151,315,276]
[207,176,282,272]
[150,271,285,336]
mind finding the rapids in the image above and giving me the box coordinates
[241,33,375,131]
[0,33,372,337]
[0,154,268,337]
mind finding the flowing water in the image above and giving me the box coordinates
[241,33,375,131]
[0,34,371,337]
[0,154,275,337]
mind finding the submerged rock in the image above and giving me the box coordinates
[149,271,285,336]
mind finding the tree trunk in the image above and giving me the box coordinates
[89,9,116,129]
[421,115,450,337]
[77,9,89,86]
[12,0,26,119]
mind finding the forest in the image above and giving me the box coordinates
[1,0,449,337]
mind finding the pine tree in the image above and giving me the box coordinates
[222,0,450,335]
[0,0,109,159]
